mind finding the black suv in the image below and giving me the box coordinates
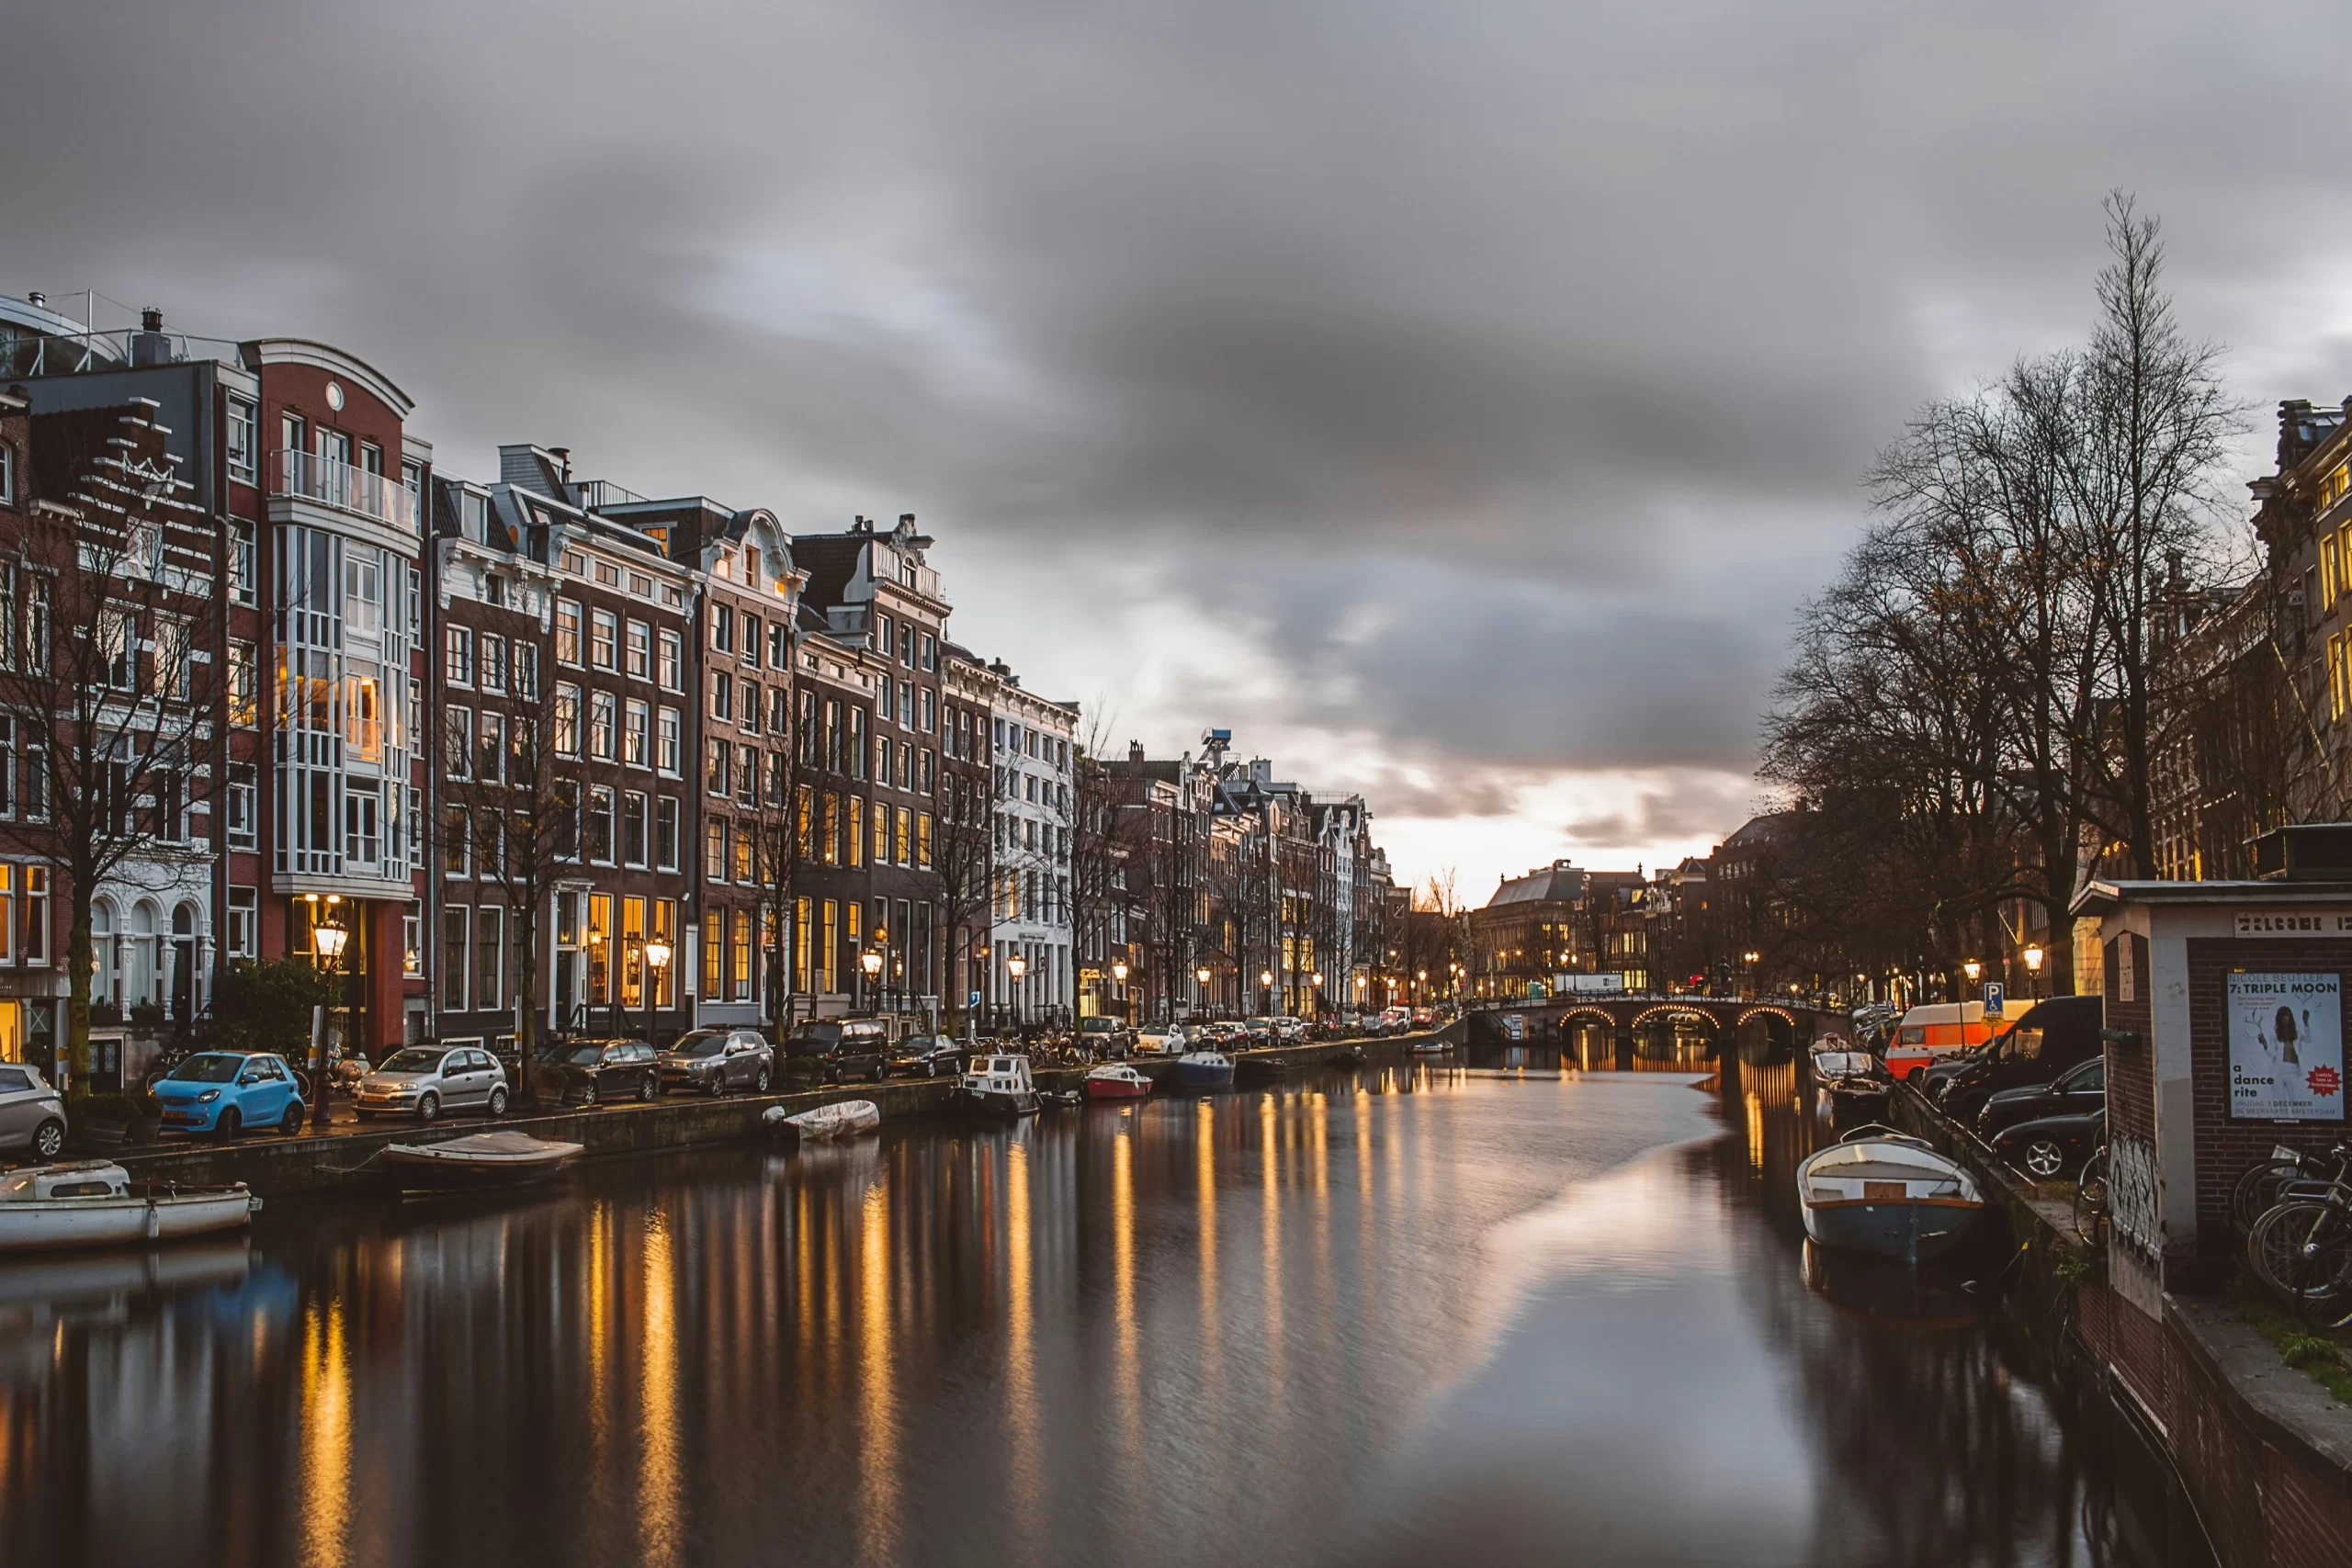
[782,1018,891,1084]
[534,1039,661,1106]
[1928,994,2102,1122]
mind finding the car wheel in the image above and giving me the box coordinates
[755,1067,772,1093]
[639,1073,658,1101]
[417,1092,440,1124]
[2020,1137,2066,1179]
[706,1074,727,1099]
[280,1101,305,1136]
[827,1066,842,1087]
[30,1119,64,1160]
[488,1086,509,1118]
[216,1108,242,1143]
[926,1059,938,1078]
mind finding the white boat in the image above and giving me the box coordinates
[380,1131,584,1190]
[1809,1048,1880,1088]
[1082,1064,1151,1100]
[763,1099,883,1141]
[1797,1125,1985,1264]
[956,1055,1041,1117]
[0,1162,259,1251]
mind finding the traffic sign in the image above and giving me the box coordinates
[967,990,982,1007]
[1983,981,2005,1019]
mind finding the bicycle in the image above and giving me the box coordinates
[2231,1142,2350,1238]
[2246,1197,2352,1328]
[2074,1146,2109,1248]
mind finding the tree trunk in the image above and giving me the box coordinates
[65,883,93,1094]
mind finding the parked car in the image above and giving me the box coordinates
[1991,1106,2105,1181]
[659,1029,775,1097]
[1135,1025,1187,1056]
[0,1062,67,1160]
[782,1018,891,1084]
[1272,1017,1307,1043]
[887,1034,966,1078]
[1241,1017,1275,1045]
[1076,1016,1134,1058]
[1379,1007,1413,1036]
[1975,1056,2106,1139]
[150,1051,306,1139]
[355,1045,511,1122]
[1927,995,2104,1120]
[534,1039,661,1107]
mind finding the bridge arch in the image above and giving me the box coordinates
[1735,1006,1799,1029]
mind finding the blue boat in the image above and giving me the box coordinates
[1170,1050,1234,1089]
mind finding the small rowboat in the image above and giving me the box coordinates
[1082,1064,1151,1101]
[0,1162,258,1252]
[1409,1038,1452,1055]
[763,1100,882,1142]
[381,1131,583,1191]
[1170,1050,1234,1089]
[1797,1125,1984,1264]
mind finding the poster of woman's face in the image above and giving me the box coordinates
[2228,974,2344,1122]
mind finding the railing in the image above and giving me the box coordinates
[270,448,418,532]
[573,479,648,512]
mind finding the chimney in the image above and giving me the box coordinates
[131,307,172,367]
[1129,740,1145,764]
[25,292,43,310]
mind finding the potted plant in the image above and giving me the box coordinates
[129,1002,166,1030]
[90,1000,122,1026]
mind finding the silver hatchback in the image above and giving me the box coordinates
[0,1063,67,1160]
[355,1046,510,1123]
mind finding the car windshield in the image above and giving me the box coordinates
[551,1044,609,1066]
[786,1025,842,1048]
[1080,1019,1112,1032]
[670,1032,726,1057]
[378,1049,447,1074]
[167,1055,245,1083]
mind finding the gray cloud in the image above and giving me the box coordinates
[10,0,2352,866]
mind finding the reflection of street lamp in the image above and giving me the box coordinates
[310,895,347,1127]
[643,938,672,1047]
[2023,944,2044,998]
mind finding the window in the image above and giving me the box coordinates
[899,682,914,728]
[738,744,758,806]
[476,907,503,1010]
[444,806,469,876]
[226,763,256,849]
[707,739,730,796]
[705,910,724,996]
[515,643,539,701]
[873,797,888,863]
[740,680,759,732]
[707,818,729,881]
[227,640,257,727]
[441,907,469,1011]
[626,619,650,680]
[656,796,680,871]
[764,750,786,808]
[227,886,256,959]
[848,706,866,780]
[916,812,933,869]
[826,700,843,772]
[921,632,936,671]
[770,686,790,736]
[848,797,865,867]
[590,608,617,670]
[445,706,472,779]
[403,900,422,976]
[658,628,683,691]
[629,571,653,598]
[623,791,649,867]
[345,781,380,865]
[345,555,382,635]
[99,612,133,692]
[735,827,755,883]
[446,625,473,685]
[554,684,582,756]
[586,786,615,863]
[744,615,763,668]
[770,623,788,668]
[226,398,258,484]
[711,604,734,653]
[876,615,894,661]
[657,706,681,774]
[897,807,913,866]
[921,688,935,733]
[595,560,620,588]
[711,671,732,723]
[481,635,507,694]
[18,866,43,964]
[2335,634,2348,724]
[2324,535,2340,608]
[556,600,582,665]
[732,910,753,1002]
[880,674,894,728]
[624,698,650,767]
[589,691,616,761]
[479,711,506,784]
[231,525,256,604]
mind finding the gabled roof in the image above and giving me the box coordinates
[1486,863,1588,908]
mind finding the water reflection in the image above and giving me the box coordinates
[0,1058,2206,1568]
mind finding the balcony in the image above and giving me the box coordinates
[270,448,418,533]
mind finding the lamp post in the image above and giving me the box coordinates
[1741,951,1759,1001]
[1260,968,1273,1015]
[1416,967,1427,1004]
[861,947,884,1016]
[2023,944,2044,999]
[643,938,672,1047]
[1196,964,1212,1019]
[1962,957,1981,1002]
[1112,958,1130,1027]
[310,898,347,1126]
[1310,971,1323,1021]
[1007,950,1028,1025]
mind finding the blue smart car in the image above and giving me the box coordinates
[150,1052,306,1138]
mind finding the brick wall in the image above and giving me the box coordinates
[2183,938,2352,1258]
[2104,931,2155,1143]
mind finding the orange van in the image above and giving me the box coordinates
[1882,1001,2000,1080]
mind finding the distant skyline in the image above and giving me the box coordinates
[11,1,2352,897]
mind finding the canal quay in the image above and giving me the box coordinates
[0,1050,2212,1568]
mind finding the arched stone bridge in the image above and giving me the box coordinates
[1461,997,1845,1060]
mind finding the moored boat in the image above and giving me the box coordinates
[955,1055,1041,1118]
[0,1163,259,1251]
[1796,1125,1984,1264]
[380,1131,584,1191]
[763,1099,882,1143]
[1233,1053,1289,1086]
[1409,1038,1452,1055]
[1082,1064,1151,1101]
[1170,1049,1235,1089]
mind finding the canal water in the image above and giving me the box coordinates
[0,1056,2211,1568]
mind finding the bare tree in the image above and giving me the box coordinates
[931,750,994,1034]
[0,413,218,1085]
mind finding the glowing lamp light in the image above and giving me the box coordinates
[1007,953,1028,981]
[1112,960,1129,983]
[312,924,347,964]
[2023,945,2044,974]
[861,948,885,978]
[1962,958,1983,982]
[1195,965,1211,986]
[644,939,673,971]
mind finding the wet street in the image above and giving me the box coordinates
[0,1056,2211,1568]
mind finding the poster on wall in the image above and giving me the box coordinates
[2226,973,2346,1122]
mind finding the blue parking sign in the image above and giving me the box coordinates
[1983,981,2005,1019]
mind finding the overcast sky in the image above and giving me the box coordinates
[10,0,2352,899]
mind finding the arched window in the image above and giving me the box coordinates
[128,903,157,1008]
[171,903,198,1022]
[91,902,117,1007]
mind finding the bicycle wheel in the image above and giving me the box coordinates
[2232,1159,2301,1238]
[2075,1151,2109,1248]
[2247,1201,2352,1316]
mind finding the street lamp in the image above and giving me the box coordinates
[861,946,884,1014]
[1310,971,1323,1020]
[1260,968,1274,1013]
[309,896,347,1126]
[1112,958,1130,1027]
[1196,964,1212,1019]
[1007,950,1028,1024]
[643,938,672,1046]
[1962,957,1982,986]
[2023,943,2044,998]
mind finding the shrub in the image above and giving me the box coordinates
[208,959,341,1064]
